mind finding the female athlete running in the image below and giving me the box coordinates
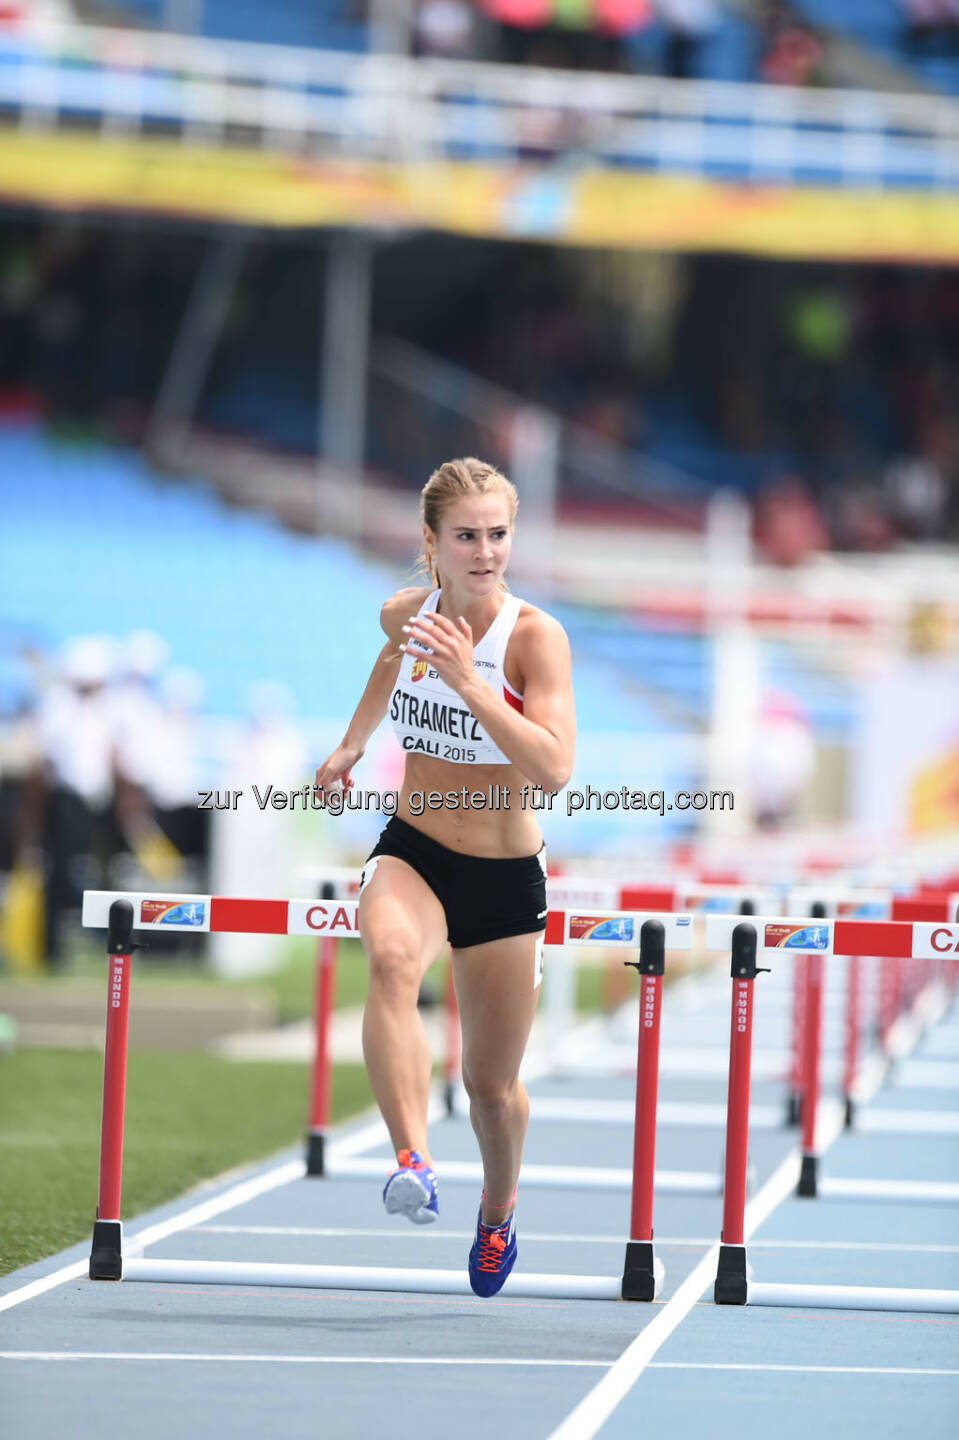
[314,457,575,1296]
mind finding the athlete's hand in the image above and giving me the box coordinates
[314,742,363,797]
[400,612,475,696]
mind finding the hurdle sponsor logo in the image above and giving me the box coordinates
[734,978,750,1033]
[641,975,657,1029]
[288,899,360,937]
[567,913,636,945]
[764,922,830,951]
[139,899,207,928]
[109,956,125,1009]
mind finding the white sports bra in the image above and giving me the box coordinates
[389,588,524,765]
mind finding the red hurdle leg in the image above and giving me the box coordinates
[622,919,665,1301]
[842,955,862,1128]
[444,948,460,1117]
[798,951,825,1195]
[306,934,338,1176]
[786,953,807,1126]
[879,955,899,1053]
[90,899,135,1280]
[715,921,766,1304]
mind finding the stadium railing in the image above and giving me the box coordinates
[1,17,956,189]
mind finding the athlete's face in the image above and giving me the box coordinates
[427,495,513,596]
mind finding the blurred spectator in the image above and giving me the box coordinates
[113,629,169,796]
[149,666,208,867]
[414,0,476,56]
[903,0,959,58]
[37,635,118,965]
[750,690,816,830]
[825,478,896,552]
[753,474,830,566]
[884,455,949,541]
[658,0,721,80]
[4,626,218,969]
[0,242,39,389]
[758,3,824,86]
[0,691,41,873]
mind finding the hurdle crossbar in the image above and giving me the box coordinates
[704,913,959,960]
[743,1282,959,1315]
[120,1258,623,1300]
[81,891,695,949]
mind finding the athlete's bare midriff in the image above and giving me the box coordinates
[397,752,545,857]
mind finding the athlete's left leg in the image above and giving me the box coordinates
[452,931,542,1227]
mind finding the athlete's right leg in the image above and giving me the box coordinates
[358,855,448,1163]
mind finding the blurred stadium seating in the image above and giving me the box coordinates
[789,1,959,95]
[0,421,690,733]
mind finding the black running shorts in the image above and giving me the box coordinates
[361,816,547,950]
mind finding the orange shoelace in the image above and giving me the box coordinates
[476,1223,509,1273]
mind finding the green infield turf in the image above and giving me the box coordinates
[0,1049,374,1278]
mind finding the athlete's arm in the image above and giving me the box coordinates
[402,608,575,792]
[314,587,429,791]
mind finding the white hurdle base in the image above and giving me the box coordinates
[854,1108,959,1136]
[121,1257,630,1300]
[893,1060,959,1090]
[327,1154,723,1196]
[524,1097,784,1131]
[816,1177,959,1204]
[747,1281,959,1315]
[556,1045,846,1084]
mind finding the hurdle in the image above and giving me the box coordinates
[81,889,698,1300]
[705,910,959,1207]
[782,886,959,1131]
[712,917,959,1314]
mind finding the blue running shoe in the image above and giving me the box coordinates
[468,1207,517,1297]
[383,1149,438,1225]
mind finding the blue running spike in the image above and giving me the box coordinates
[383,1149,439,1225]
[468,1207,517,1297]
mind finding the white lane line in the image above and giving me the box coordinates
[191,1226,959,1255]
[0,1263,88,1316]
[546,1098,847,1440]
[647,1364,959,1377]
[0,1352,610,1367]
[545,1244,722,1440]
[4,1355,954,1376]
